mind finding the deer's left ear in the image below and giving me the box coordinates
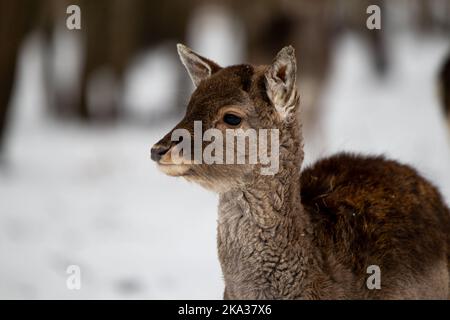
[177,44,222,87]
[264,46,298,119]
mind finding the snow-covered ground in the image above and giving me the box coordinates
[0,27,449,299]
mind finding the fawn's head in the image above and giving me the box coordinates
[151,44,299,192]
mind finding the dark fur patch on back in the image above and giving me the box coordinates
[300,152,450,277]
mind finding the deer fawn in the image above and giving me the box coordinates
[151,44,450,299]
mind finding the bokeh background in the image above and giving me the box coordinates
[1,0,450,299]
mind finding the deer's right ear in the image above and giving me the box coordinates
[177,44,221,87]
[264,46,298,120]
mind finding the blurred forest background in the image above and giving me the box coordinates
[0,0,450,299]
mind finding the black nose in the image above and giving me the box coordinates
[151,145,170,162]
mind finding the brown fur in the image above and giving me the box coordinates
[302,153,450,299]
[151,45,450,299]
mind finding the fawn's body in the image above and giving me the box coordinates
[152,44,450,299]
[219,153,450,299]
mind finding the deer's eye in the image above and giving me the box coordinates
[223,114,242,126]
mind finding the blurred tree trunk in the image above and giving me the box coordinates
[76,0,193,121]
[439,52,450,119]
[0,0,37,154]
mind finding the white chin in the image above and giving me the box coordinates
[157,164,190,177]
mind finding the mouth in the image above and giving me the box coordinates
[156,163,191,177]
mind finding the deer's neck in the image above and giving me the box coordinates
[217,116,319,299]
[237,119,306,228]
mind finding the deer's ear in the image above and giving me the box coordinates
[177,44,221,87]
[264,46,298,119]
